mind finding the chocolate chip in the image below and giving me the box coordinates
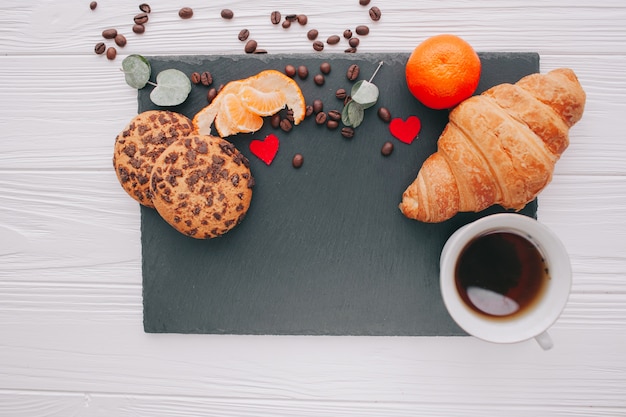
[238,29,250,41]
[381,141,394,156]
[292,153,304,168]
[178,7,193,19]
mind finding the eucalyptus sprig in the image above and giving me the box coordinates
[342,61,384,128]
[121,54,191,107]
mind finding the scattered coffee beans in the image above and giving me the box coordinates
[134,12,149,24]
[314,74,325,86]
[271,11,281,24]
[349,37,360,47]
[292,153,304,168]
[297,14,308,25]
[369,6,382,21]
[94,42,106,55]
[359,0,371,5]
[341,127,355,138]
[106,46,117,60]
[114,34,127,47]
[377,107,392,122]
[343,29,353,39]
[327,35,341,45]
[139,3,151,13]
[381,141,394,156]
[132,24,145,34]
[280,118,293,132]
[178,7,193,19]
[282,20,291,29]
[207,88,218,103]
[221,9,234,19]
[327,110,342,121]
[270,113,281,128]
[335,88,347,100]
[102,28,117,39]
[307,29,319,40]
[315,112,327,124]
[238,29,250,41]
[320,62,331,74]
[312,99,323,114]
[346,64,360,81]
[284,64,297,77]
[200,71,213,86]
[89,1,98,10]
[297,65,309,79]
[326,120,339,130]
[244,39,257,53]
[355,25,370,35]
[190,72,201,84]
[312,40,324,51]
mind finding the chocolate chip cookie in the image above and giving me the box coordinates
[113,110,193,207]
[150,135,254,239]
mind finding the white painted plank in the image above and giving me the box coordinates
[0,54,624,175]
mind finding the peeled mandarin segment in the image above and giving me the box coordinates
[246,70,306,124]
[218,93,264,136]
[192,80,244,135]
[240,85,286,116]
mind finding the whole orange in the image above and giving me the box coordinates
[405,34,481,110]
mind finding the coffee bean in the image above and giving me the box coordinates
[132,24,145,34]
[320,62,331,74]
[207,88,218,103]
[306,105,314,117]
[178,7,193,19]
[244,39,257,53]
[285,109,295,122]
[102,28,117,39]
[280,119,293,132]
[312,41,324,51]
[200,71,213,86]
[139,3,151,13]
[349,37,360,47]
[326,120,339,130]
[114,34,127,47]
[134,12,149,24]
[190,72,201,84]
[271,113,281,128]
[377,107,392,123]
[284,64,296,77]
[346,64,360,81]
[297,14,308,25]
[254,49,268,54]
[359,0,371,5]
[381,141,394,156]
[314,74,325,86]
[94,42,106,55]
[221,9,234,19]
[343,29,353,39]
[344,47,357,53]
[238,29,250,41]
[344,95,352,105]
[355,25,369,36]
[270,11,281,24]
[327,35,341,45]
[307,29,319,40]
[315,112,327,125]
[335,88,347,100]
[341,127,355,138]
[369,6,382,21]
[106,46,117,60]
[297,65,309,79]
[282,20,291,29]
[312,99,323,114]
[89,1,97,10]
[285,14,297,21]
[292,153,304,168]
[327,110,342,121]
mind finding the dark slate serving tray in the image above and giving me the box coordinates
[140,52,539,335]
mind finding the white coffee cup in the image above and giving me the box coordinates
[440,213,572,350]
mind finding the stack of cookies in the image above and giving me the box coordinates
[113,110,254,239]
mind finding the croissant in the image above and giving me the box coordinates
[399,68,586,223]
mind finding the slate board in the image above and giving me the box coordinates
[140,52,540,335]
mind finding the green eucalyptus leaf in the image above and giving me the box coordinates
[149,69,192,106]
[121,54,151,89]
[350,80,379,109]
[342,100,364,128]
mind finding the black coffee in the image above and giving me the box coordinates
[455,231,549,319]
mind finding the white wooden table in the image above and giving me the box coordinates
[1,1,625,415]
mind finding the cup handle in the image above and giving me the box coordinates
[534,331,554,350]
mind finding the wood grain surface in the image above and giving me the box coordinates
[1,1,625,416]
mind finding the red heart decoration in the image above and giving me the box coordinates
[389,116,422,144]
[249,133,280,165]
